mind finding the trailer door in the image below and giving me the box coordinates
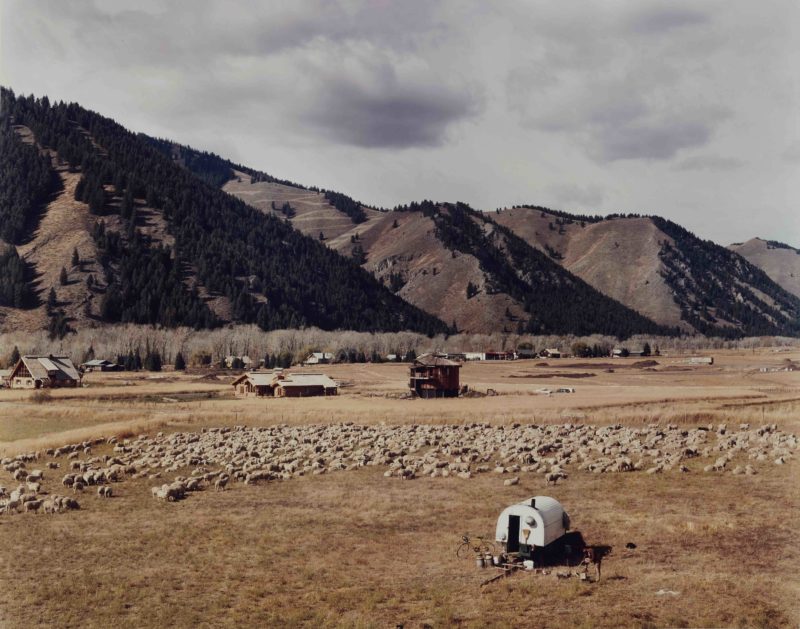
[507,515,520,553]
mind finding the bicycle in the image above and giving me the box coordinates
[456,534,497,559]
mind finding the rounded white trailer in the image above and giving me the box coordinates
[495,496,569,555]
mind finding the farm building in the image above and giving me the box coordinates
[81,359,120,372]
[539,348,561,359]
[464,352,485,361]
[685,356,714,365]
[231,371,276,397]
[274,372,338,397]
[303,352,334,365]
[495,496,570,558]
[485,350,515,360]
[224,355,252,369]
[0,368,10,388]
[232,370,338,398]
[409,353,461,398]
[8,355,80,389]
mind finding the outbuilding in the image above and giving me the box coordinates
[0,368,10,388]
[495,496,570,558]
[81,359,120,372]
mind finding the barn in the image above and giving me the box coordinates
[495,496,570,559]
[9,355,80,389]
[409,353,461,398]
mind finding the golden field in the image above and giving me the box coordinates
[0,348,798,628]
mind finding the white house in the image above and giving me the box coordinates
[303,352,334,365]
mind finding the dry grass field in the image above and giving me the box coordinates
[0,348,798,628]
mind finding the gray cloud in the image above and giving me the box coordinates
[625,6,709,34]
[296,49,482,148]
[1,0,797,245]
[594,113,722,161]
[546,183,605,210]
[673,155,744,171]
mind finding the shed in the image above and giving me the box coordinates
[81,359,120,372]
[0,368,10,388]
[9,355,80,389]
[495,496,570,557]
[540,349,561,359]
[409,353,461,398]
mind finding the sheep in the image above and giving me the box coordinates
[214,476,229,491]
[62,474,74,487]
[23,499,43,513]
[97,486,112,498]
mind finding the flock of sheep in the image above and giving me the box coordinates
[0,421,796,515]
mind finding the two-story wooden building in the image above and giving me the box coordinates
[409,353,461,398]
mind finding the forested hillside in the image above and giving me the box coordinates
[0,88,448,336]
[398,201,673,337]
[494,206,800,338]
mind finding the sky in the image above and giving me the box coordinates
[1,0,798,245]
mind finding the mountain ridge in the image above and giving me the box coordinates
[1,88,798,339]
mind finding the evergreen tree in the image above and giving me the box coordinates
[47,287,57,312]
[71,248,80,267]
[9,345,20,367]
[144,348,161,372]
[59,266,68,286]
[642,342,652,357]
[174,352,186,370]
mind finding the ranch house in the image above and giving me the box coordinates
[9,355,80,389]
[303,352,334,365]
[232,370,338,398]
[409,353,461,398]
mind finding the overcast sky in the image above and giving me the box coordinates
[2,0,798,245]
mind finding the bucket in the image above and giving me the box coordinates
[476,556,486,569]
[523,560,535,571]
[492,555,503,566]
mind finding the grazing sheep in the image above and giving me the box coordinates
[23,499,43,513]
[214,477,229,491]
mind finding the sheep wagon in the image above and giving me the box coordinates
[495,496,570,560]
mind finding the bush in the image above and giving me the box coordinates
[30,389,51,404]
